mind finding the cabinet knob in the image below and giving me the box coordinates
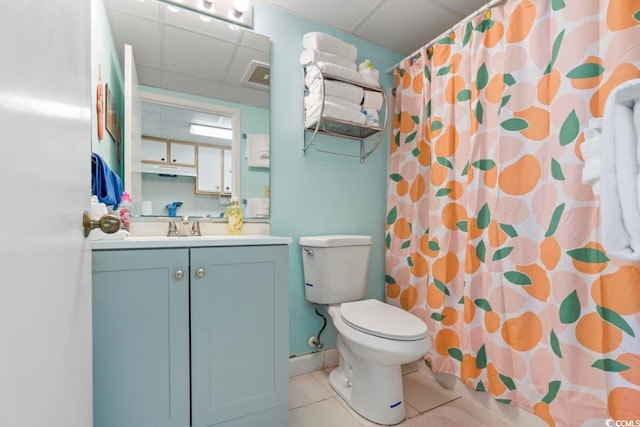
[161,157,165,161]
[172,159,176,162]
[195,268,205,278]
[175,270,185,280]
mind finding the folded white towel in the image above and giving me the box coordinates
[582,156,601,184]
[601,78,640,261]
[305,100,366,128]
[362,90,384,110]
[305,62,364,86]
[299,49,356,70]
[303,32,357,61]
[304,94,361,112]
[308,79,364,104]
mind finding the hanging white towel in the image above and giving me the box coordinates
[299,49,356,70]
[246,133,270,168]
[362,90,384,110]
[600,78,640,261]
[308,79,364,104]
[302,32,358,61]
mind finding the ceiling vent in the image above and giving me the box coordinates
[242,60,270,91]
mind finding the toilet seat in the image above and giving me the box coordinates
[340,299,428,341]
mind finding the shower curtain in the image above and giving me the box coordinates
[385,0,640,425]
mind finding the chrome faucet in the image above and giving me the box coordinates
[179,216,192,236]
[158,217,178,236]
[191,218,205,236]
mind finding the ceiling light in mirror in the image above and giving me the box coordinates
[189,123,233,139]
[157,0,253,28]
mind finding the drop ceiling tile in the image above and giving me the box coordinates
[104,0,161,21]
[260,0,378,33]
[432,0,489,16]
[163,26,236,79]
[240,30,270,54]
[161,70,221,98]
[354,0,463,54]
[135,65,163,88]
[109,10,162,68]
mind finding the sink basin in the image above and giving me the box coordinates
[125,234,273,241]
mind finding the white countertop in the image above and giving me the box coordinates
[92,235,292,250]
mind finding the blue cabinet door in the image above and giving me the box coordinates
[92,249,190,427]
[190,245,289,427]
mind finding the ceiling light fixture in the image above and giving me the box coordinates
[189,123,233,139]
[157,0,253,29]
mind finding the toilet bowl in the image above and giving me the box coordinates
[327,300,429,425]
[300,235,430,425]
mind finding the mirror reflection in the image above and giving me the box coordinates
[101,0,270,218]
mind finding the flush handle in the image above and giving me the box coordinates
[195,268,205,278]
[303,248,314,256]
[83,211,121,238]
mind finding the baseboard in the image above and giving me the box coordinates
[432,371,546,427]
[289,348,339,377]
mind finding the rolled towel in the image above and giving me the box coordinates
[305,100,366,128]
[305,62,364,86]
[362,90,384,110]
[304,94,362,112]
[303,32,357,61]
[308,79,364,104]
[299,49,356,70]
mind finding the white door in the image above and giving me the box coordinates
[124,44,142,212]
[0,1,93,427]
[197,146,223,194]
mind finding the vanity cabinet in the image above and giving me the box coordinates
[196,145,232,195]
[92,249,190,427]
[92,243,289,427]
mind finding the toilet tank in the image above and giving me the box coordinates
[299,235,372,304]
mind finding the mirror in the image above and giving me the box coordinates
[103,0,270,218]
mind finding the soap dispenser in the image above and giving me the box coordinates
[224,198,243,234]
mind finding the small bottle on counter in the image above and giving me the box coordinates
[119,192,132,231]
[224,198,243,234]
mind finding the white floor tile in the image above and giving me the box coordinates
[441,396,516,427]
[289,373,333,410]
[401,363,417,376]
[288,398,362,427]
[402,371,460,413]
[310,367,337,396]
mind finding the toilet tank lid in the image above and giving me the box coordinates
[299,235,372,247]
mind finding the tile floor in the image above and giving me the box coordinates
[289,361,515,427]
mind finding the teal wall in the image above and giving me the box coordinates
[253,2,404,355]
[91,0,124,177]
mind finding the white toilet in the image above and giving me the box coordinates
[300,235,429,425]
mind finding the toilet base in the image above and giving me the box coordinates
[329,359,406,425]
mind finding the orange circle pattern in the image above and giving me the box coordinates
[384,1,640,426]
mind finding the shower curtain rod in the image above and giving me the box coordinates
[386,0,509,74]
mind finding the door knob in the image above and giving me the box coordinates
[195,268,205,278]
[83,211,121,237]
